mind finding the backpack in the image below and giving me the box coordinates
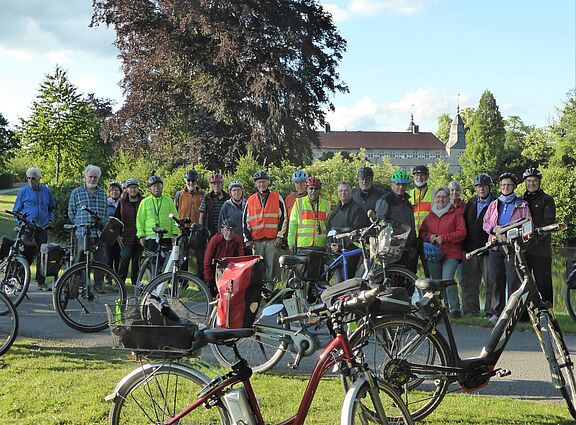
[216,255,264,328]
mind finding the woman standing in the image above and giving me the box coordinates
[420,187,467,317]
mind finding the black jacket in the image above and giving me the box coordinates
[326,199,370,235]
[352,186,386,214]
[462,195,491,253]
[523,189,556,257]
[375,191,417,255]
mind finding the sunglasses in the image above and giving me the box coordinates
[26,176,37,181]
[186,179,196,182]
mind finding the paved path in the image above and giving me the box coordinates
[15,288,576,403]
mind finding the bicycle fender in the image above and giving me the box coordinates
[340,377,368,425]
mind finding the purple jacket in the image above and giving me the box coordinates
[482,197,532,236]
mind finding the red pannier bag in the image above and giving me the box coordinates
[216,255,264,329]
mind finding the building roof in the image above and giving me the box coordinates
[317,130,445,151]
[446,108,467,150]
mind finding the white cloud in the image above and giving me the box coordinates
[323,0,430,22]
[75,73,104,93]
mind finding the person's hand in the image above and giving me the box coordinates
[288,246,295,255]
[492,225,502,235]
[274,237,283,248]
[139,237,146,247]
[47,221,54,230]
[435,235,443,244]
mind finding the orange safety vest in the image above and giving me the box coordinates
[410,186,432,235]
[177,188,203,224]
[246,191,281,240]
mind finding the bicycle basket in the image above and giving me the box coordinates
[106,297,201,358]
[0,237,14,260]
[369,223,411,263]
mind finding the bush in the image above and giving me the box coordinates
[50,180,82,240]
[0,173,14,189]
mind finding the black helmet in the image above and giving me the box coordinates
[108,181,122,191]
[253,170,270,181]
[147,175,163,187]
[358,166,374,179]
[221,219,236,230]
[522,167,542,181]
[498,172,518,186]
[473,173,493,187]
[412,165,429,176]
[184,170,198,181]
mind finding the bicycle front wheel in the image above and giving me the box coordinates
[538,312,576,419]
[565,276,576,322]
[109,362,230,425]
[0,256,31,307]
[342,377,413,425]
[0,292,18,356]
[53,262,126,333]
[133,255,155,296]
[142,271,212,324]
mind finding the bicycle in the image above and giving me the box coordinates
[0,209,45,306]
[140,214,212,324]
[52,206,127,332]
[106,284,413,424]
[132,226,173,295]
[565,260,576,322]
[347,218,576,421]
[210,217,415,373]
[0,290,18,356]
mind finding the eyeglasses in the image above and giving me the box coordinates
[308,187,320,191]
[26,176,36,181]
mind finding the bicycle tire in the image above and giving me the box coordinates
[374,266,418,297]
[538,312,576,419]
[142,271,212,324]
[133,255,155,296]
[342,377,413,425]
[0,255,31,308]
[109,362,230,425]
[564,274,576,322]
[53,262,126,333]
[0,292,18,356]
[210,287,289,373]
[347,314,451,422]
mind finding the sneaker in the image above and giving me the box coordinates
[488,314,499,323]
[38,283,52,292]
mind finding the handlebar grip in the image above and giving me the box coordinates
[465,237,498,260]
[535,223,563,235]
[278,303,327,324]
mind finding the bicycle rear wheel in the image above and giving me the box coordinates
[0,292,18,356]
[0,256,30,307]
[53,262,126,333]
[210,287,289,373]
[142,271,212,324]
[538,312,576,419]
[109,362,229,425]
[376,266,418,297]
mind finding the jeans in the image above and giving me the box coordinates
[488,249,520,317]
[460,253,491,315]
[429,258,460,314]
[118,243,142,285]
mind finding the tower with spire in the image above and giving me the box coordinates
[445,104,466,173]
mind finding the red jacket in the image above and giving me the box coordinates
[420,205,467,260]
[204,232,244,281]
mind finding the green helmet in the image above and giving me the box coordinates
[391,170,411,184]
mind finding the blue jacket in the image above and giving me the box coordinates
[13,184,56,228]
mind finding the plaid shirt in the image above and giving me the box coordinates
[68,185,107,236]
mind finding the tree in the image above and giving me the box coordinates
[435,114,451,144]
[502,115,534,178]
[428,159,452,190]
[0,113,18,169]
[460,90,506,186]
[522,127,551,168]
[549,91,576,167]
[91,0,347,170]
[17,66,114,184]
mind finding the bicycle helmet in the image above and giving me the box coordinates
[228,180,243,191]
[147,175,163,187]
[498,172,518,186]
[473,173,492,187]
[423,242,444,263]
[358,166,374,179]
[522,167,542,181]
[390,170,411,184]
[108,181,122,191]
[412,165,429,176]
[209,173,224,183]
[306,176,322,187]
[253,170,270,181]
[291,170,309,182]
[184,170,198,181]
[125,178,140,187]
[220,219,236,230]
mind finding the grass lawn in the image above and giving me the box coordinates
[0,340,574,425]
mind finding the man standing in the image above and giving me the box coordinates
[327,181,370,279]
[200,173,230,237]
[175,170,205,277]
[461,174,494,317]
[13,167,56,291]
[218,181,247,235]
[105,181,122,273]
[410,165,432,276]
[243,170,287,281]
[522,167,556,304]
[136,176,179,252]
[375,170,417,273]
[114,178,144,286]
[284,170,308,220]
[288,177,331,253]
[352,166,385,213]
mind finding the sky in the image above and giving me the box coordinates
[0,0,574,134]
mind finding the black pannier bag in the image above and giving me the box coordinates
[375,286,411,313]
[188,223,209,250]
[0,237,14,260]
[40,243,65,277]
[294,249,324,282]
[100,217,124,246]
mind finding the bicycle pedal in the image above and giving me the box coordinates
[495,369,511,377]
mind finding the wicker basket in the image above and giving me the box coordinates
[106,297,201,358]
[369,223,411,263]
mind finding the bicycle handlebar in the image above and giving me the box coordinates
[81,205,101,222]
[168,213,191,229]
[5,209,46,230]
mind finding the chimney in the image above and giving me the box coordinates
[325,123,331,133]
[413,124,419,135]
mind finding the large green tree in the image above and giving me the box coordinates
[17,66,114,184]
[460,90,506,186]
[0,113,18,169]
[92,0,347,170]
[435,113,451,144]
[502,115,535,178]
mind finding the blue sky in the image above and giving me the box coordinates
[1,0,574,134]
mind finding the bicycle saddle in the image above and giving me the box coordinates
[152,227,168,235]
[415,278,456,292]
[279,255,308,268]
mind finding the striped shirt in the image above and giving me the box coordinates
[68,185,107,236]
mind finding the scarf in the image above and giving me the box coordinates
[498,193,516,204]
[431,203,451,217]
